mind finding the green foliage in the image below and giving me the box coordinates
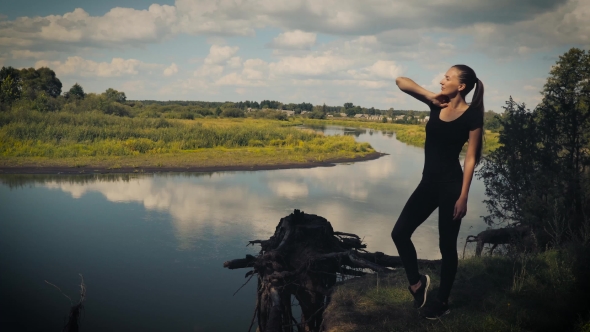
[0,67,23,106]
[307,109,326,119]
[484,110,503,132]
[67,83,86,100]
[19,67,62,99]
[0,75,21,106]
[478,48,590,248]
[103,88,126,103]
[221,108,245,118]
[247,109,288,121]
[0,110,374,159]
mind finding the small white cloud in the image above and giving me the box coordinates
[194,64,224,77]
[204,45,239,65]
[163,63,178,76]
[267,30,317,50]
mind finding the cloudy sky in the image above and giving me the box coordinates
[1,0,588,111]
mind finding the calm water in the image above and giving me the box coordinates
[0,125,490,332]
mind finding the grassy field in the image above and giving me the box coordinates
[0,110,501,169]
[0,110,375,168]
[323,249,590,332]
[301,118,501,155]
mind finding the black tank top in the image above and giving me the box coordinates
[422,101,483,182]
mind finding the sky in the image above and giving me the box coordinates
[1,0,588,112]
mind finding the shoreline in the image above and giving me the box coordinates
[0,151,387,175]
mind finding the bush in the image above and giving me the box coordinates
[221,108,245,118]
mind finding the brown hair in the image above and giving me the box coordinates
[453,64,484,166]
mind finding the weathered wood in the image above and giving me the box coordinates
[224,209,438,332]
[463,226,531,257]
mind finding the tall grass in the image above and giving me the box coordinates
[0,110,372,158]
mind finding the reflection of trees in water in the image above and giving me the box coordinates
[0,172,218,189]
[343,128,367,137]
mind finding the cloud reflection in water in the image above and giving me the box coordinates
[39,126,490,259]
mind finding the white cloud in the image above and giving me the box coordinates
[35,56,163,77]
[267,30,317,50]
[194,64,224,78]
[163,63,179,76]
[11,50,57,59]
[347,60,404,80]
[204,45,239,65]
[226,56,242,69]
[267,181,309,199]
[269,55,354,77]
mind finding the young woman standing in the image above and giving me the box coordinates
[391,65,484,319]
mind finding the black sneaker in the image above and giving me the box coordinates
[421,299,450,320]
[408,274,430,309]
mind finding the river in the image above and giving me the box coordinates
[0,125,490,331]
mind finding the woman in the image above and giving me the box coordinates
[391,65,484,319]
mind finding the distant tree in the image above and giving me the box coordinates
[483,110,503,132]
[103,88,126,103]
[221,108,245,118]
[67,83,86,100]
[345,106,359,117]
[308,109,326,119]
[19,67,62,99]
[0,66,22,105]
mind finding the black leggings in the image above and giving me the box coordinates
[391,179,463,303]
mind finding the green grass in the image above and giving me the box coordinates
[324,249,590,332]
[301,118,501,155]
[0,110,375,168]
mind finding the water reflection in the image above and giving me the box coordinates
[0,125,490,259]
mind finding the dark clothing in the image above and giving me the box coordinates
[391,179,462,303]
[422,101,483,182]
[392,101,483,303]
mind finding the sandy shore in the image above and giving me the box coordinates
[0,152,387,175]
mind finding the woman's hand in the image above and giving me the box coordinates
[453,196,467,220]
[430,92,450,108]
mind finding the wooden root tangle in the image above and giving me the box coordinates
[223,209,438,332]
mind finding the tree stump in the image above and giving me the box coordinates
[223,209,439,332]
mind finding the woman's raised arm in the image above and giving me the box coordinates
[395,77,437,105]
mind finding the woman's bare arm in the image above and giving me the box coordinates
[395,77,437,105]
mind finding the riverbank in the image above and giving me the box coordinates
[301,118,501,154]
[0,111,382,173]
[0,150,386,174]
[323,250,590,332]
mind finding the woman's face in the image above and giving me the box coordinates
[439,67,465,97]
